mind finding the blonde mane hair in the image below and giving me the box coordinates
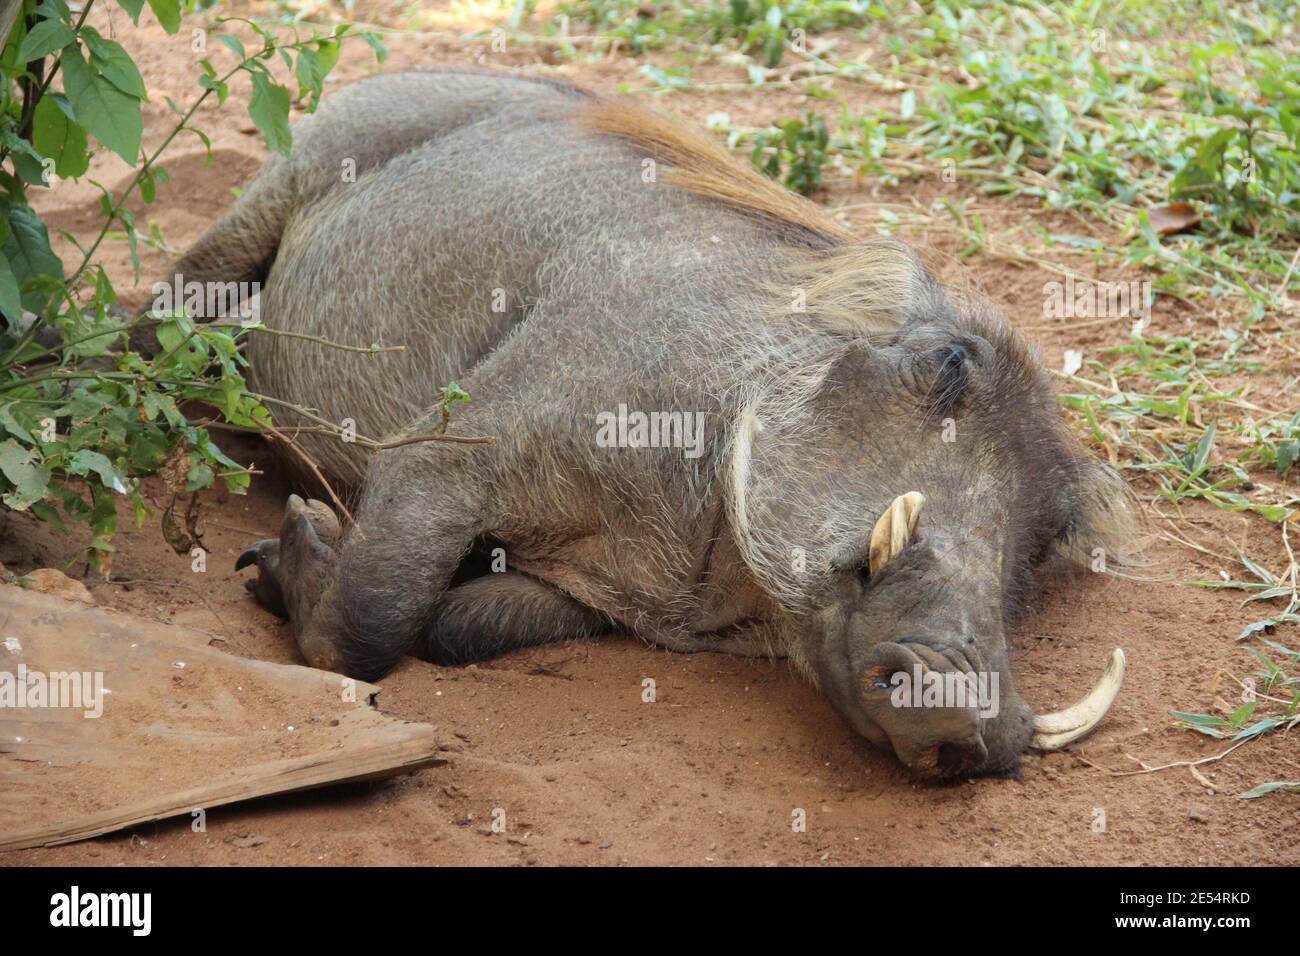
[576,98,854,249]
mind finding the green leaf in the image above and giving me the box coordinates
[0,124,55,187]
[1170,708,1230,738]
[81,28,147,99]
[213,33,246,60]
[1229,698,1257,727]
[60,45,143,164]
[0,439,50,510]
[67,449,128,494]
[1189,420,1216,478]
[141,391,184,427]
[1236,781,1300,799]
[17,20,76,62]
[360,31,387,63]
[145,0,181,33]
[315,38,340,78]
[295,47,324,106]
[0,254,22,324]
[3,200,64,294]
[34,0,72,21]
[116,0,146,24]
[248,72,292,157]
[32,93,90,179]
[88,488,117,571]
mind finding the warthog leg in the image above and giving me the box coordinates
[418,572,613,665]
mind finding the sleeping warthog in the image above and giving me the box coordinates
[172,69,1136,779]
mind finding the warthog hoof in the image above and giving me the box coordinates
[236,494,346,671]
[235,537,287,618]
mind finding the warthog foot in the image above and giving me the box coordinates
[237,494,346,670]
[235,537,287,618]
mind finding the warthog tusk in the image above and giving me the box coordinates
[1031,648,1127,750]
[868,491,925,576]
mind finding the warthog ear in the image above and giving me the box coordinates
[868,492,925,575]
[1058,457,1146,572]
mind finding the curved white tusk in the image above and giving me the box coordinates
[1031,648,1127,750]
[868,491,925,576]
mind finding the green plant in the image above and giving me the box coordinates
[750,110,830,194]
[0,0,382,571]
[558,0,872,65]
[1173,47,1300,241]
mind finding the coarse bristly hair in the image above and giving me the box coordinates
[570,91,1146,586]
[506,73,1146,587]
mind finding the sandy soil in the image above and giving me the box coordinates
[3,3,1298,865]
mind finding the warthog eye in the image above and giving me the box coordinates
[931,345,970,410]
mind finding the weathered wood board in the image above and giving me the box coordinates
[0,585,444,852]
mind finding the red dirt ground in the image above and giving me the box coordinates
[3,3,1298,865]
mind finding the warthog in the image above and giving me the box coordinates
[169,68,1137,779]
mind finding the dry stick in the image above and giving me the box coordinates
[1281,520,1299,607]
[1151,517,1232,562]
[1222,671,1294,707]
[1022,315,1133,333]
[237,389,495,448]
[205,521,269,538]
[1273,244,1300,307]
[242,325,406,354]
[259,420,361,539]
[372,430,495,450]
[1077,735,1256,777]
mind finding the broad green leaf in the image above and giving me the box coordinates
[213,33,246,60]
[35,0,73,21]
[32,93,90,178]
[315,38,340,77]
[67,449,128,493]
[295,47,324,106]
[0,124,54,186]
[248,72,292,157]
[61,44,143,164]
[1189,420,1216,478]
[1236,781,1300,799]
[141,391,184,427]
[145,0,181,33]
[115,0,145,24]
[81,28,147,98]
[0,439,50,510]
[17,20,76,62]
[1229,698,1257,727]
[0,404,34,442]
[3,200,64,294]
[0,254,22,324]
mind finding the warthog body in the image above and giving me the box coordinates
[174,69,1134,778]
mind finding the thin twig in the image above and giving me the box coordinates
[1077,735,1255,776]
[260,420,361,538]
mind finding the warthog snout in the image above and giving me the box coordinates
[813,492,1123,780]
[857,640,1026,780]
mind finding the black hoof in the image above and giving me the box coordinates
[236,538,288,619]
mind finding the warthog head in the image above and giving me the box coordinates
[731,243,1134,779]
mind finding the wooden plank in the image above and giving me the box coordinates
[0,586,445,852]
